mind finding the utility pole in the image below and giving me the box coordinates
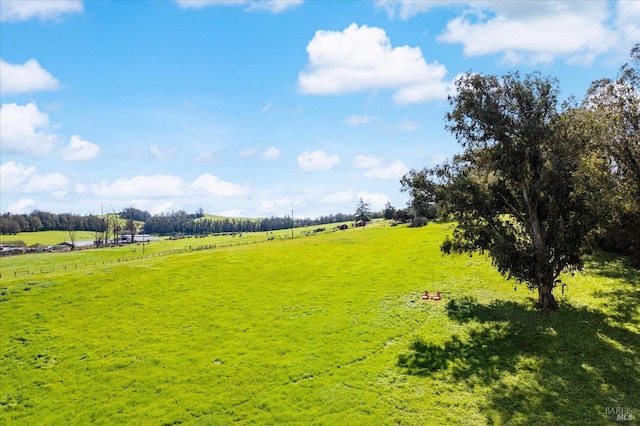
[291,209,294,239]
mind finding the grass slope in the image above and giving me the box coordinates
[1,224,638,425]
[1,231,99,247]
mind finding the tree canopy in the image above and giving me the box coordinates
[404,71,596,310]
[581,44,640,262]
[355,198,372,224]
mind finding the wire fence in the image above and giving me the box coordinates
[1,223,390,279]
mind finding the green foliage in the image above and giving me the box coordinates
[581,44,640,262]
[403,72,596,310]
[0,225,637,425]
[355,197,372,223]
[400,169,439,223]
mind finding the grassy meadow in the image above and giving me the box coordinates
[0,224,638,425]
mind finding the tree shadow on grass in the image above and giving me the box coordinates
[398,296,640,424]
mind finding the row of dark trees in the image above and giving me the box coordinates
[0,211,108,235]
[400,45,639,311]
[0,209,373,237]
[142,212,363,235]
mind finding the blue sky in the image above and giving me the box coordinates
[1,0,638,219]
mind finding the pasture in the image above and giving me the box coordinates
[1,224,638,425]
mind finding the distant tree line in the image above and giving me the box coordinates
[143,212,364,235]
[0,211,107,235]
[0,209,390,237]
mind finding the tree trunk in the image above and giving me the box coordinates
[537,281,558,311]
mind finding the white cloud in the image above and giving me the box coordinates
[239,147,260,158]
[0,161,69,194]
[220,209,245,218]
[147,201,177,215]
[353,155,408,179]
[363,160,408,179]
[0,0,83,22]
[74,183,88,194]
[61,135,100,162]
[92,175,186,198]
[257,197,295,216]
[150,144,175,160]
[7,198,36,214]
[190,173,251,197]
[175,0,302,13]
[375,0,453,20]
[262,146,281,160]
[51,190,69,200]
[438,2,617,64]
[195,150,225,163]
[0,59,60,95]
[0,102,57,156]
[321,189,356,204]
[248,0,303,13]
[297,150,340,171]
[298,23,452,104]
[380,1,635,65]
[353,154,383,169]
[615,1,640,56]
[345,114,371,126]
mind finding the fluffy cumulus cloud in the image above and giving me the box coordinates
[61,135,100,162]
[439,2,617,64]
[0,59,60,95]
[321,189,356,204]
[175,0,303,13]
[262,146,281,160]
[257,197,296,216]
[90,173,250,199]
[0,102,57,156]
[297,150,340,171]
[298,23,452,104]
[190,173,250,197]
[364,160,408,179]
[353,154,408,179]
[378,1,636,64]
[0,0,83,22]
[91,175,187,198]
[615,0,640,51]
[7,198,37,214]
[0,161,69,194]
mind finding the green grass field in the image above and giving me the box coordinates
[1,224,638,425]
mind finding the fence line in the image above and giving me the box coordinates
[1,222,389,279]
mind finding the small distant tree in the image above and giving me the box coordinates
[65,214,78,250]
[355,198,372,224]
[126,218,137,244]
[383,201,396,220]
